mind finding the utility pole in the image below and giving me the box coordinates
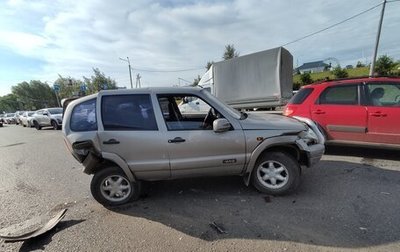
[136,74,141,88]
[369,0,387,77]
[119,57,133,88]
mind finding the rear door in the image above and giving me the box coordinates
[97,93,170,180]
[310,84,367,142]
[365,82,400,144]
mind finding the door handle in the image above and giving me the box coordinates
[370,112,387,117]
[312,110,325,115]
[103,139,120,144]
[168,137,186,143]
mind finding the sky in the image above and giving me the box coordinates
[0,0,399,96]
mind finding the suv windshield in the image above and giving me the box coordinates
[48,108,63,114]
[201,90,241,119]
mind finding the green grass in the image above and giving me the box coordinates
[293,67,370,84]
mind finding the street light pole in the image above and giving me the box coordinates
[119,57,133,88]
[369,0,387,77]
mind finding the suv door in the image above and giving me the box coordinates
[310,84,367,142]
[97,93,170,180]
[156,94,246,178]
[365,82,400,144]
[34,110,45,125]
[41,109,51,126]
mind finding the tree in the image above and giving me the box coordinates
[83,68,117,94]
[192,75,201,86]
[11,80,58,110]
[300,72,313,85]
[374,55,396,76]
[54,75,84,99]
[206,61,214,71]
[223,44,239,60]
[332,66,349,79]
[0,94,19,112]
[356,61,365,68]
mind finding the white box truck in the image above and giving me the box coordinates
[198,47,293,110]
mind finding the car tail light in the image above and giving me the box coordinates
[283,106,295,116]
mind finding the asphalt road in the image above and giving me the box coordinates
[1,124,400,251]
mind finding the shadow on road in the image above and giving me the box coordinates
[325,145,400,161]
[109,160,400,248]
[18,220,85,252]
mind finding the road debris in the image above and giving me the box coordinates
[0,208,67,242]
[209,222,227,234]
[380,192,391,195]
[264,195,271,203]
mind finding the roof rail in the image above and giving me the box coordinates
[309,75,400,85]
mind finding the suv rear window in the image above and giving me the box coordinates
[101,94,157,131]
[289,88,313,104]
[71,98,97,131]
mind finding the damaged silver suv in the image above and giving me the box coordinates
[63,87,325,206]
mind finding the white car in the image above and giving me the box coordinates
[178,97,210,114]
[20,111,35,127]
[31,108,63,130]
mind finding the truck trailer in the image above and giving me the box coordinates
[198,47,293,110]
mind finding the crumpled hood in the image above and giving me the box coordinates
[239,113,306,131]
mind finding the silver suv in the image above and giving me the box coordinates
[63,87,325,206]
[32,108,63,130]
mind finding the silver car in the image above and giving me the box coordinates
[31,108,63,130]
[63,87,325,206]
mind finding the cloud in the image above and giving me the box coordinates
[0,0,399,95]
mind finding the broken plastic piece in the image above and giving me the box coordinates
[0,208,67,242]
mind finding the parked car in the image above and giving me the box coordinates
[20,111,35,127]
[31,108,63,130]
[15,111,25,125]
[63,87,325,206]
[4,113,16,124]
[283,77,400,148]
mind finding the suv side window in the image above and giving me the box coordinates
[366,83,400,107]
[157,94,223,131]
[319,85,358,105]
[101,94,157,131]
[71,98,97,131]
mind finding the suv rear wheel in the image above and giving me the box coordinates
[90,167,141,206]
[251,152,300,195]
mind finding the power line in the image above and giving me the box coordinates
[282,2,383,47]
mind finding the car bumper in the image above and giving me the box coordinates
[306,143,325,167]
[296,140,325,167]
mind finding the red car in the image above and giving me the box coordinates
[284,77,400,148]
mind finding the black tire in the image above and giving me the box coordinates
[34,121,41,130]
[51,120,58,130]
[90,167,141,206]
[251,152,300,195]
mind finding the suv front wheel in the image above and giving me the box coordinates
[51,120,59,130]
[90,167,141,206]
[251,152,300,195]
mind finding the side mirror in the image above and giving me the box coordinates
[213,118,231,133]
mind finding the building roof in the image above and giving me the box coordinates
[297,61,328,70]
